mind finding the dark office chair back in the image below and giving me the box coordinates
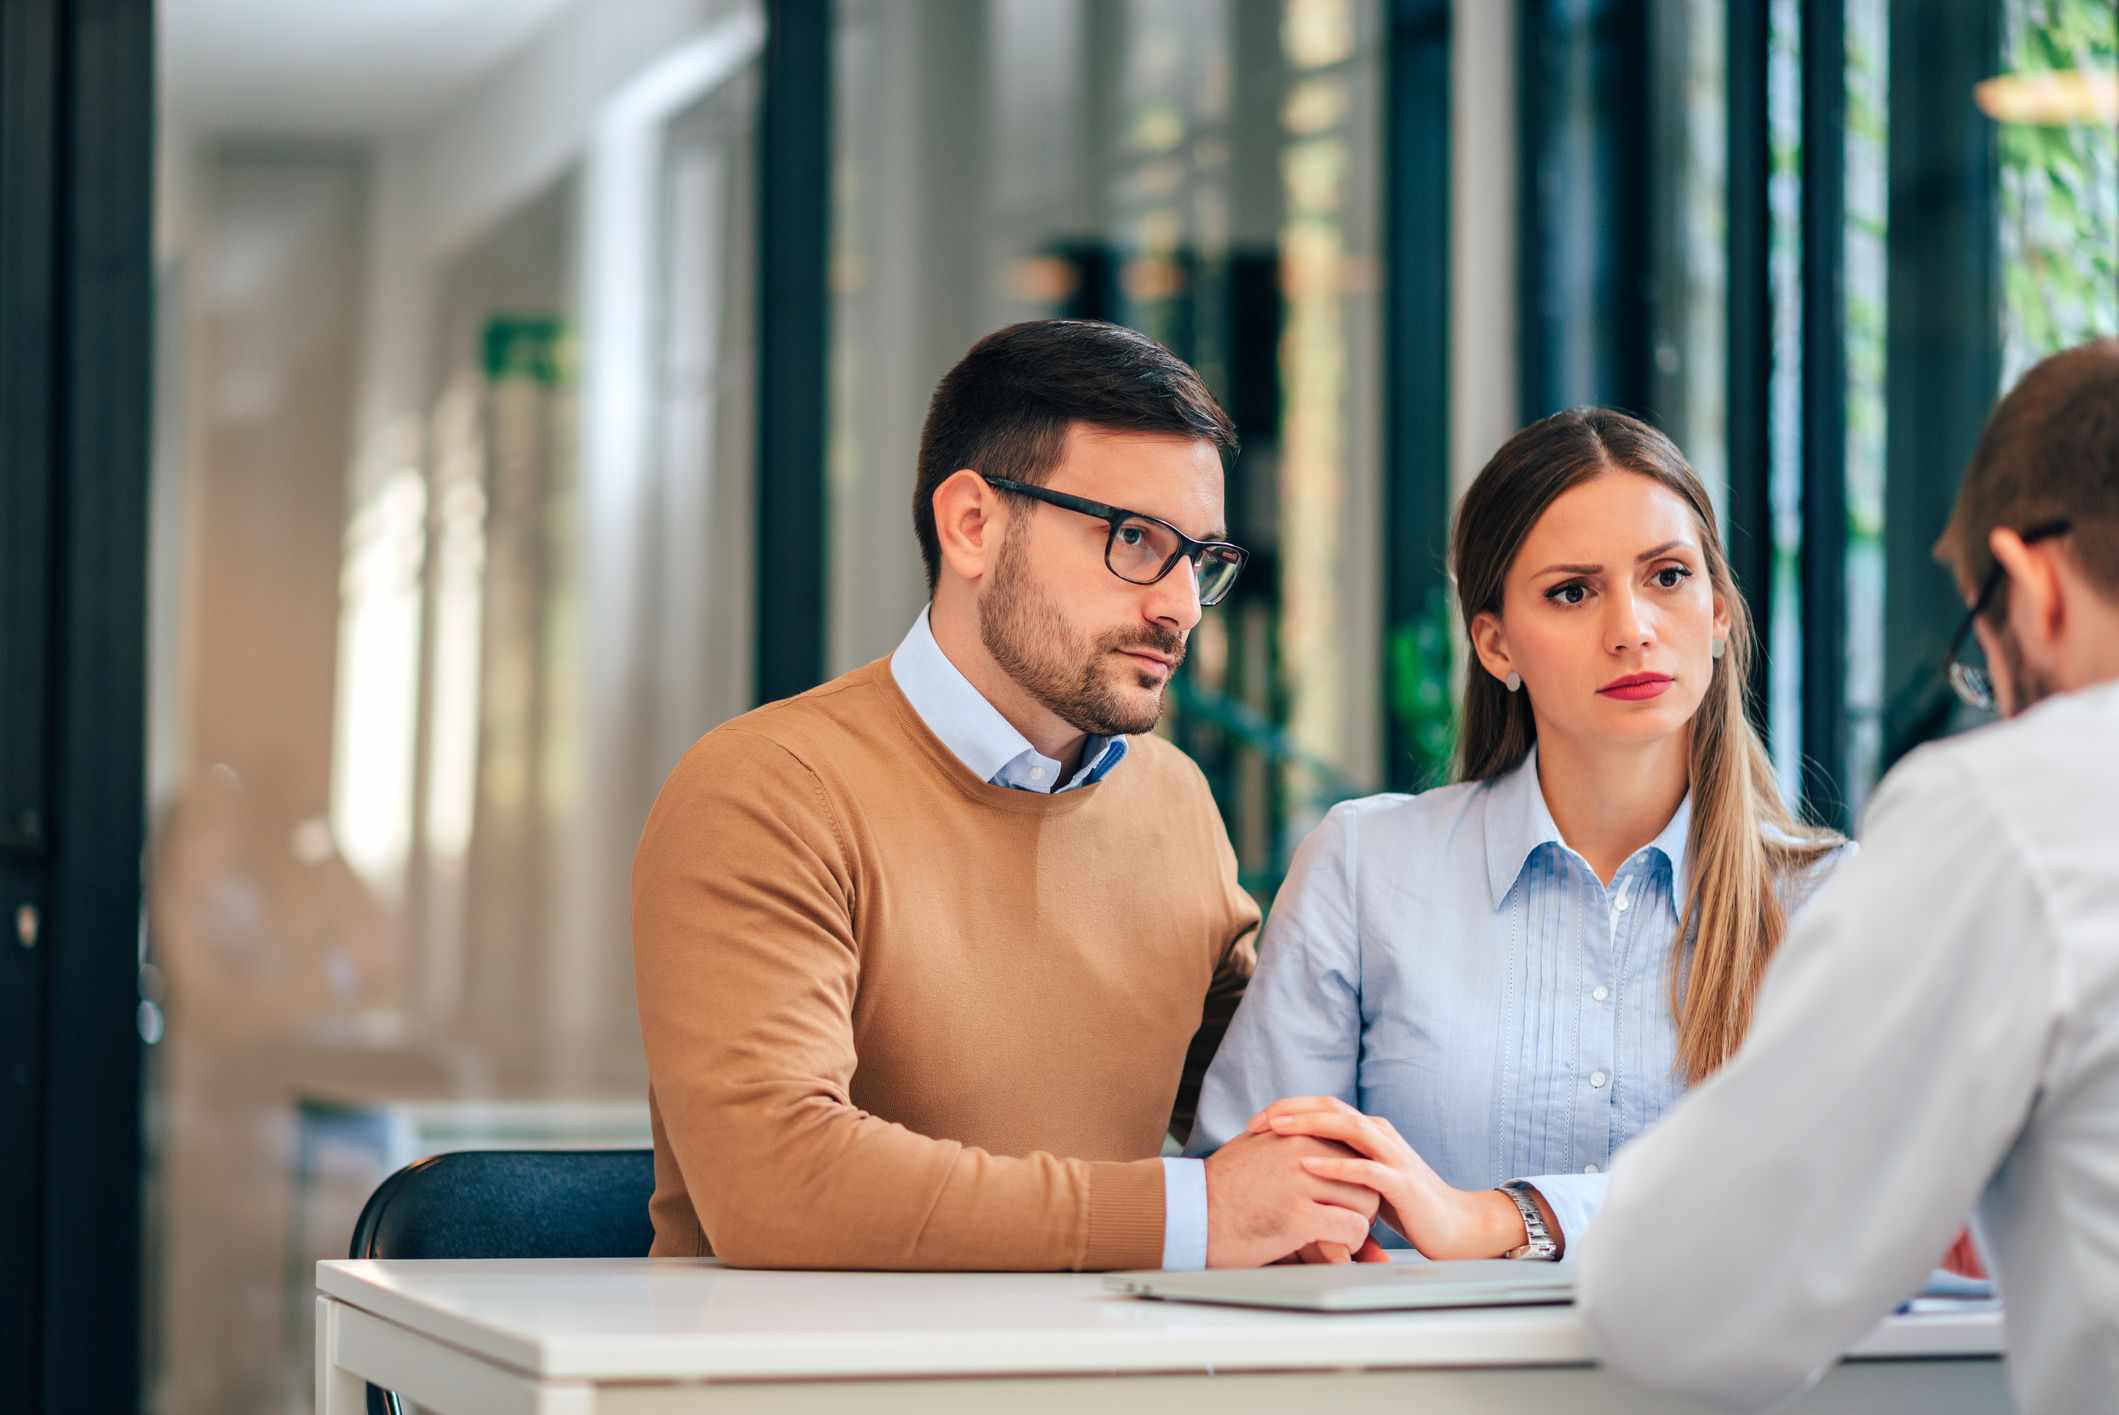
[347,1149,657,1414]
[349,1147,657,1260]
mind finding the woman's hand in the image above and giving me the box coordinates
[1248,1096,1535,1260]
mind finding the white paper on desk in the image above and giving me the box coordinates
[1901,1269,1998,1314]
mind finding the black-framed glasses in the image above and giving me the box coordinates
[981,475,1250,607]
[1944,519,2071,711]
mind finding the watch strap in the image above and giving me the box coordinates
[1498,1180,1560,1260]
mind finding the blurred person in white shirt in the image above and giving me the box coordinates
[1579,337,2119,1415]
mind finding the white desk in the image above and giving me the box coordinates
[315,1258,2007,1414]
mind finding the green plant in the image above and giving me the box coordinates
[1386,584,1459,791]
[1999,0,2119,380]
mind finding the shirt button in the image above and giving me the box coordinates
[1591,985,1610,1003]
[1589,1070,1608,1090]
[1584,1163,1601,1175]
[1028,766,1045,781]
[1613,892,1631,913]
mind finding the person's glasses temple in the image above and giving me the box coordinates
[1942,519,2072,711]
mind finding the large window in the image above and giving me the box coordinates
[122,6,2119,1406]
[831,0,1386,894]
[1522,0,2117,827]
[1999,0,2119,378]
[149,4,762,1407]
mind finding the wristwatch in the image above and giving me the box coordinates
[1497,1180,1561,1261]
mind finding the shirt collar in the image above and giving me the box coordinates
[889,608,1127,793]
[1482,746,1693,908]
[1644,786,1695,904]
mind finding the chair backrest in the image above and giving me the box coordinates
[349,1150,656,1415]
[349,1148,657,1260]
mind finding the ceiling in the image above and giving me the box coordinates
[160,0,581,140]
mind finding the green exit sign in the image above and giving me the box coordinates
[481,315,573,386]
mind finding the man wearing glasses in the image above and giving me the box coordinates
[632,319,1378,1271]
[1579,338,2119,1415]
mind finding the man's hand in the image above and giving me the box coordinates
[1203,1129,1382,1268]
[1251,1096,1537,1259]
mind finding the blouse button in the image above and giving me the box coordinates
[1589,1070,1609,1090]
[1591,985,1610,1003]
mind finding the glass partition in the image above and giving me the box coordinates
[149,3,762,1406]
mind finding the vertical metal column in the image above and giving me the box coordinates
[1880,0,2001,770]
[14,0,155,1409]
[1384,0,1453,791]
[755,0,832,702]
[1727,0,1777,731]
[1800,0,1850,827]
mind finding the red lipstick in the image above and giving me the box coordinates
[1599,672,1675,702]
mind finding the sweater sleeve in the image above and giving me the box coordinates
[632,729,1165,1271]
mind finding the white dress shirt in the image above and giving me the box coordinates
[889,610,1209,1271]
[1579,677,2119,1415]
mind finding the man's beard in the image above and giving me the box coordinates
[978,528,1186,738]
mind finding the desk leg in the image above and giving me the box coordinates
[285,1110,318,1359]
[316,1297,367,1415]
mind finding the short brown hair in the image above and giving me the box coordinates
[1937,337,2119,605]
[911,320,1237,589]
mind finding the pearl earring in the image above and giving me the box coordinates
[1711,639,1726,661]
[1505,671,1522,693]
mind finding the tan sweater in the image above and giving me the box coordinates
[631,657,1259,1270]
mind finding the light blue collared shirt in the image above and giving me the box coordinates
[889,611,1208,1270]
[1188,748,1847,1254]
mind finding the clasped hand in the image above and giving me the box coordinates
[1244,1095,1531,1262]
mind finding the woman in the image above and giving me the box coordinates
[1190,408,1847,1261]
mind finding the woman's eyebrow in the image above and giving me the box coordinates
[1532,540,1695,578]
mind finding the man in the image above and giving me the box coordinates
[1579,338,2119,1414]
[633,319,1378,1271]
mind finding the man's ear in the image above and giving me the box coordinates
[932,469,1006,585]
[1470,609,1514,686]
[1990,526,2065,648]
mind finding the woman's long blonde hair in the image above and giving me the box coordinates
[1451,408,1842,1081]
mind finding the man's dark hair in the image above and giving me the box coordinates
[1938,336,2119,605]
[912,319,1238,589]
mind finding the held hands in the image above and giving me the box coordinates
[1247,1096,1539,1260]
[1201,1129,1385,1268]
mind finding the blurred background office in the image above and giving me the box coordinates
[26,0,2110,1408]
